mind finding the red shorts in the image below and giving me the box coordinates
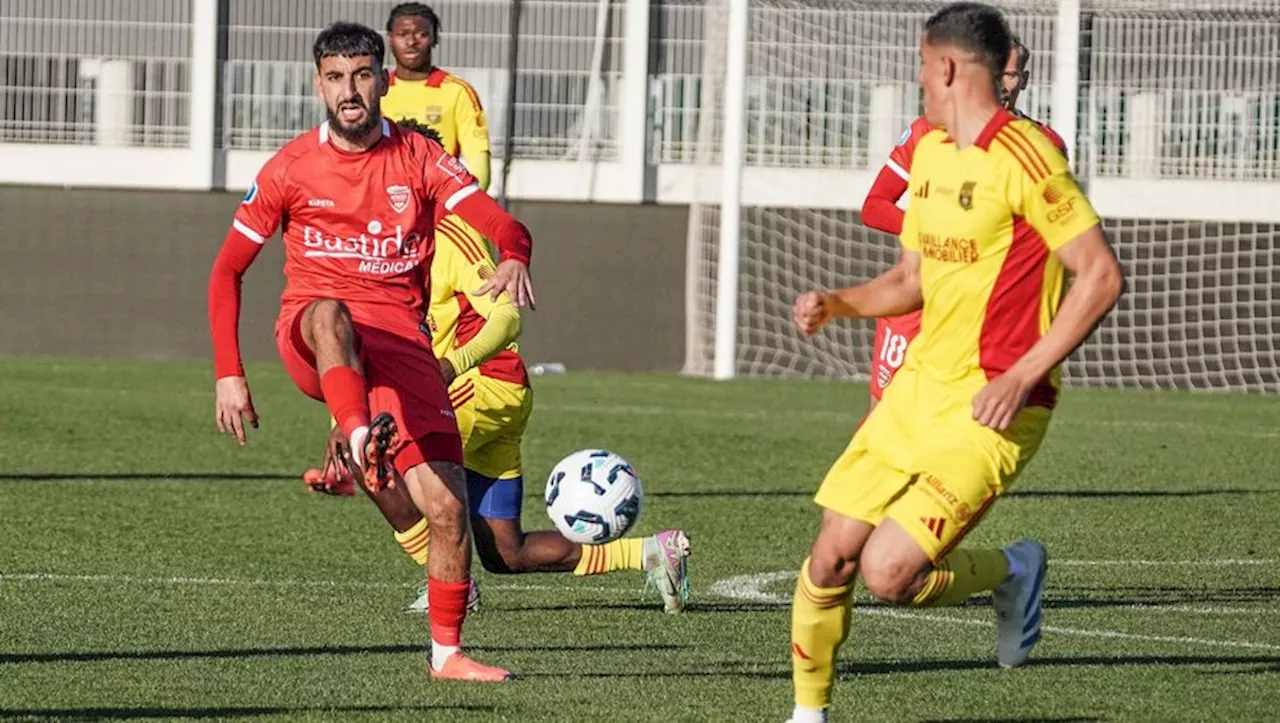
[870,311,922,402]
[276,303,463,474]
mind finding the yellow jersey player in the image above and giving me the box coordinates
[306,119,691,617]
[785,4,1124,721]
[381,2,491,191]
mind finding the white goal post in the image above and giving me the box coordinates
[684,0,1280,392]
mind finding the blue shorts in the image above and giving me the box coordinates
[467,470,523,520]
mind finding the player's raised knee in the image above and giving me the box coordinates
[307,298,353,336]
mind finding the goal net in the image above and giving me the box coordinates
[683,0,1280,392]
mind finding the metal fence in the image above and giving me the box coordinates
[1,0,1278,179]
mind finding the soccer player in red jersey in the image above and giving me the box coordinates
[207,22,534,683]
[860,38,1066,413]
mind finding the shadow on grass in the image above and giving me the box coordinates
[4,475,1274,502]
[0,705,492,720]
[0,473,295,482]
[1045,585,1280,608]
[1010,488,1277,499]
[517,653,1280,680]
[0,642,686,666]
[919,718,1100,723]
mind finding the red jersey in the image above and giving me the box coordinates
[235,119,476,335]
[210,118,532,379]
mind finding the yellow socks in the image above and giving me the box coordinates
[573,538,645,576]
[394,518,430,566]
[791,557,854,710]
[911,548,1009,607]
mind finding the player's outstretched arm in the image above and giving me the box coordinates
[450,192,536,309]
[972,226,1124,430]
[208,228,264,444]
[793,250,923,336]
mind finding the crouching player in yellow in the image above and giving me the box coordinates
[305,121,691,617]
[783,4,1125,721]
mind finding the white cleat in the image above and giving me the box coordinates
[406,578,481,614]
[993,538,1048,668]
[784,705,829,723]
[643,529,692,613]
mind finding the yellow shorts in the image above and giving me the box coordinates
[450,371,532,481]
[814,368,1052,561]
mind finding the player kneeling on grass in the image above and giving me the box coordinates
[784,4,1124,722]
[306,121,691,615]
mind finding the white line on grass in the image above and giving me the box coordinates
[710,570,1280,651]
[0,572,616,594]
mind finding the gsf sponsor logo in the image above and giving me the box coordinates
[1047,197,1078,223]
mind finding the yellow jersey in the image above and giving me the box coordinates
[382,68,490,162]
[898,108,1101,408]
[427,215,528,388]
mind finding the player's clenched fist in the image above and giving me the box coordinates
[793,291,831,336]
[215,376,259,445]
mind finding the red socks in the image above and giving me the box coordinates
[427,577,470,646]
[319,366,369,439]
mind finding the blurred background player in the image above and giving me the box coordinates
[381,2,490,191]
[310,118,693,617]
[210,21,535,683]
[859,37,1067,413]
[786,3,1124,721]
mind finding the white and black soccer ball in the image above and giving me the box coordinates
[544,449,644,544]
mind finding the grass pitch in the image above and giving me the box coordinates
[1,357,1278,722]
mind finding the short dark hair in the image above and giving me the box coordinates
[924,3,1012,90]
[387,2,441,42]
[395,118,443,146]
[313,22,385,69]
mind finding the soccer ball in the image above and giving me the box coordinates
[544,449,644,544]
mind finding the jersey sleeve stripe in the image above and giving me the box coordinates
[440,221,485,265]
[231,219,266,244]
[999,127,1052,179]
[885,158,909,181]
[994,132,1046,184]
[437,220,482,264]
[440,217,489,264]
[444,183,480,211]
[443,77,482,110]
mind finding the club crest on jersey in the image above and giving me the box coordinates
[386,185,411,213]
[241,182,258,205]
[425,106,443,124]
[958,181,976,211]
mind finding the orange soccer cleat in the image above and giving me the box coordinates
[360,412,400,493]
[303,425,358,497]
[428,652,516,683]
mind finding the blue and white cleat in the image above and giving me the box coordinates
[993,538,1048,668]
[643,529,691,614]
[406,578,481,615]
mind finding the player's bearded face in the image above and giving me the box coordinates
[316,55,385,141]
[1001,49,1030,110]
